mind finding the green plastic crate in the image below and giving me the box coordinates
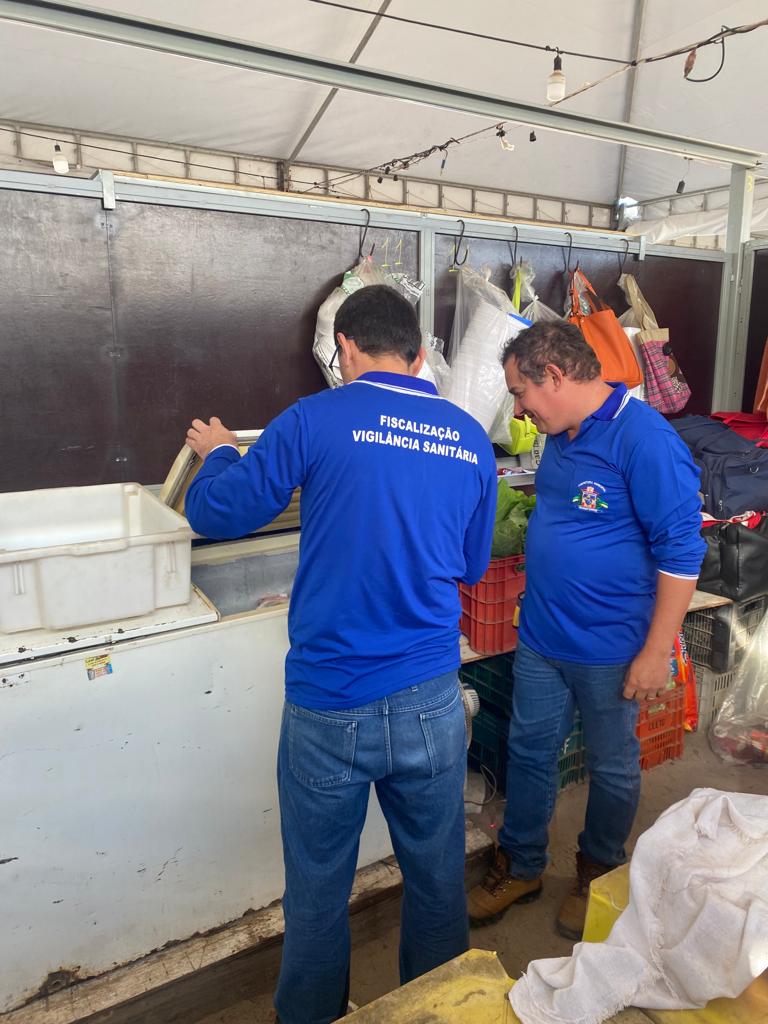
[468,707,586,793]
[460,654,515,718]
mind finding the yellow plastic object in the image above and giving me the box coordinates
[505,414,538,455]
[583,863,630,943]
[646,975,768,1024]
[584,864,768,1023]
[345,949,655,1024]
[346,949,521,1023]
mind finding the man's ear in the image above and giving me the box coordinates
[545,363,566,389]
[336,331,354,362]
[408,346,426,377]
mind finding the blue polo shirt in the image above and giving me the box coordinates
[185,372,497,708]
[520,384,706,665]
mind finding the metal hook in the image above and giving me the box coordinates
[564,232,578,274]
[508,225,519,266]
[358,208,372,260]
[453,219,469,266]
[618,237,630,275]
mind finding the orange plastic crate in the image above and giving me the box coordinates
[637,684,685,770]
[636,684,685,739]
[459,554,525,655]
[639,726,685,770]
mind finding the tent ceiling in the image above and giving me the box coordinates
[0,0,764,204]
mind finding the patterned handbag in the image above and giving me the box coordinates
[621,274,691,414]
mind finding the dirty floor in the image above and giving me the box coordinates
[184,733,766,1024]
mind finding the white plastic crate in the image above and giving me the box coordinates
[0,483,192,632]
[693,661,736,729]
[683,597,768,672]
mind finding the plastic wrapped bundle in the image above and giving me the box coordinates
[312,258,444,391]
[446,266,531,432]
[711,608,768,766]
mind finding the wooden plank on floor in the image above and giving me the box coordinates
[4,824,492,1024]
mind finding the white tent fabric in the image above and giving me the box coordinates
[628,199,768,243]
[0,0,765,206]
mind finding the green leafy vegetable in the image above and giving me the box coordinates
[491,481,536,558]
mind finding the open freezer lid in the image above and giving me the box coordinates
[160,430,300,536]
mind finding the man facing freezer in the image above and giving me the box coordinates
[184,285,496,1024]
[467,319,705,940]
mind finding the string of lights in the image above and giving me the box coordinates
[307,13,768,194]
[5,12,767,196]
[309,1,768,83]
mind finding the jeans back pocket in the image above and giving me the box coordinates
[419,688,466,778]
[288,704,357,789]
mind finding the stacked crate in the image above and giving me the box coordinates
[683,596,768,728]
[462,654,586,793]
[636,685,685,770]
[463,653,689,787]
[459,554,525,655]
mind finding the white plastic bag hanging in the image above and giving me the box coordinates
[313,257,430,389]
[445,266,531,433]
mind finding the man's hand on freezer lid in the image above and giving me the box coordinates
[186,416,238,459]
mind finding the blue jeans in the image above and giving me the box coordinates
[498,640,640,878]
[274,671,469,1024]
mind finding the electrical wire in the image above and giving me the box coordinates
[5,12,767,200]
[684,36,727,84]
[308,1,768,77]
[310,14,768,190]
[308,0,631,65]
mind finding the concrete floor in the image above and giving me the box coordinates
[195,733,767,1024]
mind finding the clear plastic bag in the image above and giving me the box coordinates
[710,608,768,766]
[422,332,452,395]
[446,266,530,432]
[312,257,426,389]
[510,260,561,323]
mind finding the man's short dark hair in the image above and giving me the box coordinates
[334,285,421,364]
[501,319,601,383]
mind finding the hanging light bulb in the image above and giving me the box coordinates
[529,131,537,143]
[676,158,692,194]
[547,53,566,103]
[52,143,69,175]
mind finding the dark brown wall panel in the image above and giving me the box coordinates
[434,236,722,416]
[108,204,417,485]
[744,250,768,412]
[0,192,417,491]
[0,191,119,490]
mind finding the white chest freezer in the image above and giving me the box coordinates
[0,433,392,1013]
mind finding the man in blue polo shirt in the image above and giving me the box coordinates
[467,320,705,940]
[184,285,497,1024]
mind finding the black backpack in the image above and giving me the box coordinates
[671,416,768,518]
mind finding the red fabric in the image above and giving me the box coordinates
[711,411,768,447]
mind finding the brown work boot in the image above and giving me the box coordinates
[467,846,543,926]
[556,851,612,941]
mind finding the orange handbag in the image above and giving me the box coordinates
[568,270,644,388]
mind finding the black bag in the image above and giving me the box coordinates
[672,415,768,518]
[698,514,768,602]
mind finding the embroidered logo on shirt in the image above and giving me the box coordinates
[572,481,608,512]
